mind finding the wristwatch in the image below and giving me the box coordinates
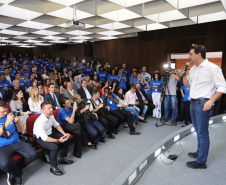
[56,139,59,143]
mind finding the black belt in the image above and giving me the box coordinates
[191,98,209,101]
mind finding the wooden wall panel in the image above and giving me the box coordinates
[0,46,33,58]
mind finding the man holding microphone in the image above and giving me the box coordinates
[182,45,226,169]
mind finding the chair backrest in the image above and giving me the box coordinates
[7,102,11,113]
[53,109,60,120]
[26,114,41,134]
[61,94,63,99]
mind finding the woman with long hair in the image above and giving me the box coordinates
[100,81,115,96]
[10,89,32,133]
[44,79,50,95]
[28,87,44,114]
[116,87,144,125]
[41,68,49,81]
[108,68,117,87]
[27,79,43,95]
[92,74,101,89]
[60,80,67,95]
[150,72,163,118]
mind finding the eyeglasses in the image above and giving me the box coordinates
[0,110,8,113]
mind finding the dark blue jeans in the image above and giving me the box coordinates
[0,141,37,178]
[190,99,213,164]
[164,95,177,121]
[82,119,105,144]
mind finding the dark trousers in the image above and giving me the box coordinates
[36,129,70,167]
[81,119,105,144]
[0,141,37,178]
[183,101,192,125]
[99,114,118,134]
[110,109,135,132]
[61,123,82,155]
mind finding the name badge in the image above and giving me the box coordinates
[109,101,113,104]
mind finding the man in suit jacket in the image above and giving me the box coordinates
[78,79,92,100]
[70,57,79,75]
[4,68,14,84]
[44,83,61,110]
[63,82,78,104]
[135,83,155,116]
[32,66,43,85]
[0,88,8,102]
[8,80,28,101]
[72,76,81,91]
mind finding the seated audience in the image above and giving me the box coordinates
[28,87,44,114]
[73,94,105,149]
[33,102,73,176]
[0,100,36,185]
[10,89,32,133]
[57,98,82,158]
[102,88,140,135]
[63,82,78,104]
[78,79,92,100]
[89,89,118,139]
[44,83,61,110]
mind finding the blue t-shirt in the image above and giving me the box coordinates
[63,65,70,70]
[57,107,73,125]
[0,79,11,88]
[54,61,62,71]
[97,71,108,82]
[42,60,49,67]
[0,114,20,147]
[84,67,93,76]
[48,63,55,71]
[101,93,118,111]
[181,85,191,102]
[108,74,117,85]
[116,74,126,89]
[143,83,152,95]
[78,63,86,74]
[20,80,27,88]
[10,69,17,76]
[138,79,144,90]
[123,69,130,78]
[150,80,163,93]
[22,71,30,79]
[129,76,138,87]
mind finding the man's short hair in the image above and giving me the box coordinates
[190,45,206,59]
[92,89,99,96]
[48,83,55,88]
[0,73,5,77]
[41,101,52,109]
[81,79,86,84]
[131,86,136,90]
[0,100,8,108]
[3,68,9,71]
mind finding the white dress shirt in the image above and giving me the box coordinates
[68,89,74,96]
[5,75,12,83]
[33,114,59,141]
[83,87,91,99]
[189,59,226,99]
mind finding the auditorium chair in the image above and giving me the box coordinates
[7,102,11,113]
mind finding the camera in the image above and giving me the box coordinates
[145,78,149,82]
[87,102,90,105]
[122,72,126,75]
[11,111,21,117]
[112,79,116,85]
[108,91,112,96]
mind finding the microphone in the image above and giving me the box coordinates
[179,62,190,82]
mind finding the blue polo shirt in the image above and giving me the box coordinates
[78,63,86,74]
[150,80,163,93]
[138,79,144,90]
[143,83,152,95]
[57,106,73,125]
[42,60,49,67]
[48,63,55,71]
[129,77,138,87]
[97,71,108,82]
[10,69,17,76]
[0,79,11,88]
[181,85,191,102]
[54,61,62,71]
[101,93,118,111]
[0,114,20,147]
[123,69,130,78]
[108,74,117,83]
[84,67,93,76]
[116,74,126,89]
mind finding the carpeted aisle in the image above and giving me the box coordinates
[0,118,183,185]
[136,123,226,185]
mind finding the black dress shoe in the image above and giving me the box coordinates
[58,157,74,164]
[100,137,106,143]
[73,152,82,158]
[188,152,199,159]
[7,173,15,185]
[186,161,207,169]
[139,119,147,123]
[14,177,22,185]
[130,131,140,135]
[50,166,63,176]
[112,130,118,134]
[106,133,115,139]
